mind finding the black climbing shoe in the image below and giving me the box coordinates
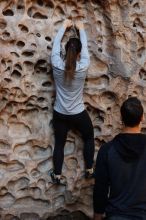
[50,170,61,184]
[85,169,95,179]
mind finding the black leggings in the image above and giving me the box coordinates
[52,110,95,175]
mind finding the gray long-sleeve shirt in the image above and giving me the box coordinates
[51,26,90,115]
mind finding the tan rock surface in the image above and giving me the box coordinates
[0,0,146,219]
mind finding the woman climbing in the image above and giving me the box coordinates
[51,19,95,184]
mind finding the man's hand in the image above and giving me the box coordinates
[75,21,84,30]
[94,213,103,220]
[63,19,72,29]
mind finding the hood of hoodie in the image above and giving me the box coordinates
[113,133,146,162]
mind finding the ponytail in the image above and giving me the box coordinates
[64,38,82,83]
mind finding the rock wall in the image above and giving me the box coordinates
[0,0,146,219]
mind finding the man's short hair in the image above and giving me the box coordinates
[120,97,143,127]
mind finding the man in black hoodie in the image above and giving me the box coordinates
[93,97,146,220]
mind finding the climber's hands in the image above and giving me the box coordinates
[63,19,84,30]
[63,19,73,29]
[75,21,84,30]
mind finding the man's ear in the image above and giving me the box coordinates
[141,113,145,122]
